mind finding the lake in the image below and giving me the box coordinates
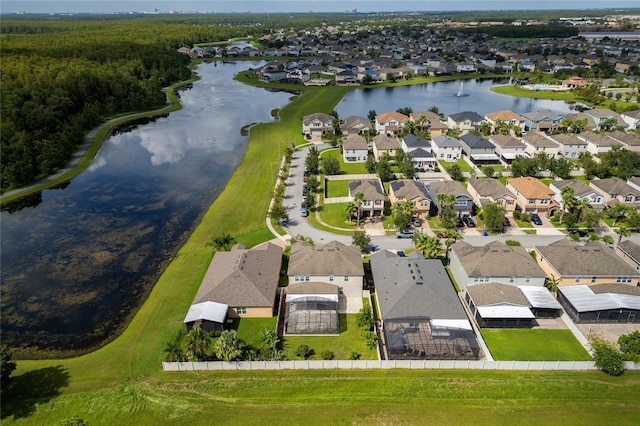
[0,72,573,357]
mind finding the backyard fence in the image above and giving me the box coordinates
[163,359,639,372]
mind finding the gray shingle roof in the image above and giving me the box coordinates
[547,133,584,146]
[288,240,364,276]
[370,250,467,320]
[428,180,472,199]
[551,179,601,198]
[460,133,494,149]
[617,240,640,265]
[287,282,339,295]
[522,110,562,121]
[579,130,620,147]
[536,240,640,277]
[448,111,484,122]
[466,283,529,306]
[467,178,515,200]
[302,112,333,125]
[490,135,524,148]
[522,133,558,148]
[194,242,283,307]
[342,134,368,150]
[389,179,431,201]
[590,178,640,197]
[373,134,401,150]
[349,180,385,201]
[340,115,373,132]
[452,241,547,278]
[608,130,640,146]
[432,135,462,148]
[402,134,431,149]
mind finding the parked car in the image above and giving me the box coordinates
[569,229,588,238]
[529,213,543,226]
[300,203,308,217]
[412,217,421,227]
[395,229,415,239]
[456,217,465,228]
[396,250,406,257]
[503,217,511,227]
[302,185,308,196]
[463,215,475,228]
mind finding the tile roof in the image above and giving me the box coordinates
[194,242,283,307]
[508,176,554,198]
[536,240,640,277]
[288,240,364,276]
[452,241,547,278]
[370,250,467,320]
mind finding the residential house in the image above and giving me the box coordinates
[349,179,385,217]
[534,240,640,287]
[562,76,588,88]
[583,108,628,131]
[375,112,409,135]
[507,176,557,216]
[466,178,517,212]
[284,282,340,334]
[302,113,334,137]
[388,179,432,218]
[372,134,401,160]
[431,135,462,162]
[342,134,368,163]
[459,133,499,164]
[589,178,640,210]
[447,111,485,133]
[401,134,431,153]
[484,110,526,133]
[616,240,640,272]
[428,180,474,216]
[561,112,596,131]
[546,133,588,159]
[409,111,448,137]
[288,240,364,313]
[456,62,477,72]
[522,110,563,132]
[409,148,437,170]
[557,284,640,323]
[578,130,620,155]
[621,110,640,130]
[607,130,640,152]
[521,133,560,158]
[370,250,479,360]
[489,135,527,163]
[340,115,373,136]
[191,242,283,319]
[449,241,547,291]
[549,179,606,211]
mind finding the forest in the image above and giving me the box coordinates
[0,17,270,191]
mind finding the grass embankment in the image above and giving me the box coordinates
[482,329,592,361]
[3,370,639,425]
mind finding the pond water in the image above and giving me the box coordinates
[336,78,574,118]
[0,61,291,356]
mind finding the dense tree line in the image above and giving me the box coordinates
[454,24,579,39]
[0,17,268,190]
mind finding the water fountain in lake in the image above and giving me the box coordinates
[456,81,464,97]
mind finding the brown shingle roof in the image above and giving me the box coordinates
[485,110,525,122]
[508,177,554,199]
[342,134,368,150]
[349,179,385,201]
[466,283,529,306]
[376,111,409,123]
[288,241,364,276]
[452,241,547,278]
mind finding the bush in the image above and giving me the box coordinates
[505,240,521,246]
[356,305,374,331]
[618,330,640,362]
[590,336,626,376]
[294,344,314,359]
[320,350,335,360]
[349,351,362,360]
[362,331,379,350]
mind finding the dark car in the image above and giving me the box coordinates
[503,217,511,227]
[412,217,421,227]
[569,229,588,238]
[463,216,475,228]
[456,217,465,228]
[529,213,543,226]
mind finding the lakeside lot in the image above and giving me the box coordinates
[4,67,640,423]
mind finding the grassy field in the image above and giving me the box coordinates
[321,148,369,175]
[325,179,351,198]
[6,67,640,425]
[482,329,592,361]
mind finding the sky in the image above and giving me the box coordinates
[2,1,639,14]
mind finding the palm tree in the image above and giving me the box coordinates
[214,329,246,362]
[163,341,184,362]
[345,201,357,222]
[185,325,211,361]
[207,233,236,251]
[442,229,463,263]
[413,233,442,259]
[560,186,577,222]
[615,225,631,245]
[354,192,366,227]
[402,200,415,218]
[436,193,457,215]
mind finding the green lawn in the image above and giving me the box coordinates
[321,148,368,175]
[440,159,474,173]
[284,314,377,360]
[325,179,351,198]
[229,317,278,349]
[481,329,592,361]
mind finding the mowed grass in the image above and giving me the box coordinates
[2,370,639,425]
[321,148,368,175]
[319,202,355,229]
[325,179,351,198]
[482,329,592,361]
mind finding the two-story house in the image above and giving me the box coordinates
[521,133,559,158]
[340,115,373,136]
[466,178,517,212]
[349,179,385,217]
[578,130,620,155]
[549,179,606,211]
[589,178,640,210]
[389,179,432,219]
[607,130,640,152]
[621,110,640,130]
[302,113,334,138]
[372,134,400,160]
[431,135,463,162]
[507,176,557,216]
[546,133,588,159]
[447,111,485,134]
[428,180,474,216]
[484,110,526,133]
[375,112,409,135]
[341,134,368,163]
[583,108,628,131]
[522,110,563,133]
[409,111,448,137]
[489,135,528,163]
[459,133,499,164]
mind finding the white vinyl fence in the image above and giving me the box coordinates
[163,360,639,372]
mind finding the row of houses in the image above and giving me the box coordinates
[182,236,640,361]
